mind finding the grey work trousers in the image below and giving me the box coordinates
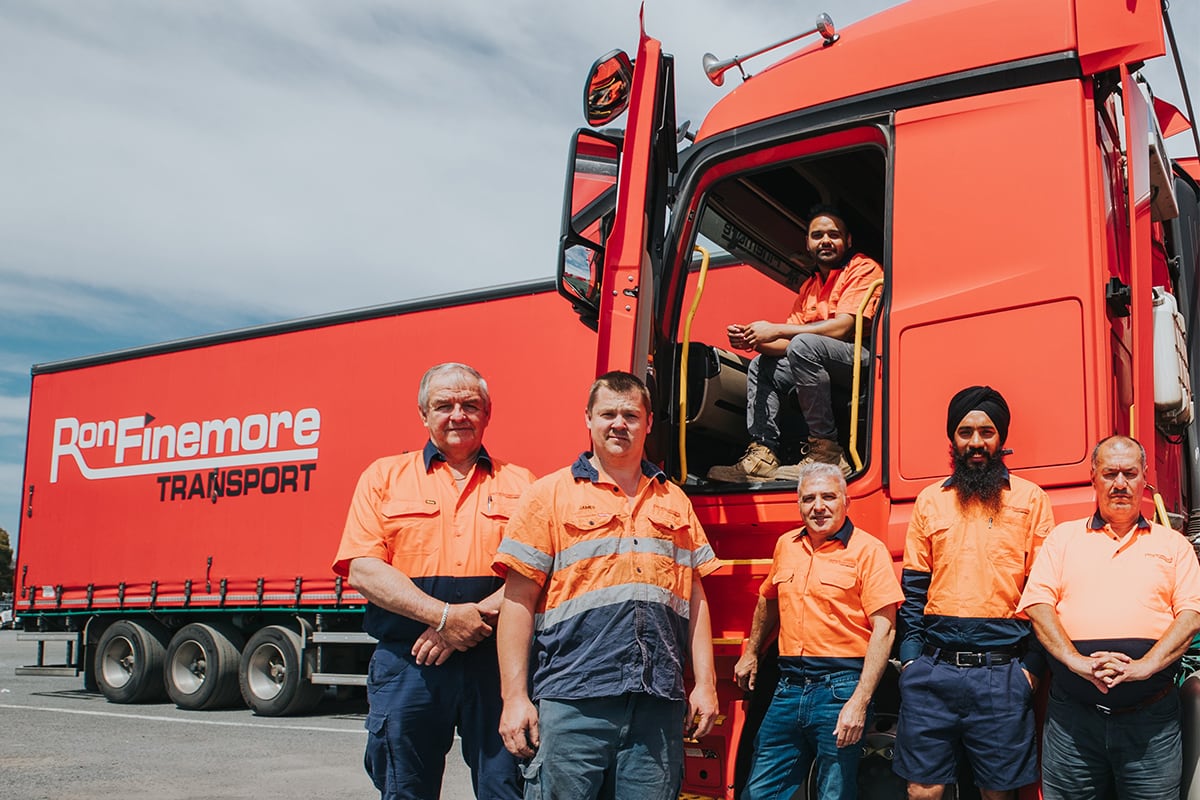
[746,333,862,451]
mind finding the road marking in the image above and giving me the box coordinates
[0,703,363,734]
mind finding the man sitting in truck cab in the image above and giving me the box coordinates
[707,206,882,482]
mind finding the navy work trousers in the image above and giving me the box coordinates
[364,639,521,800]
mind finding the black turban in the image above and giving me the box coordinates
[946,385,1010,444]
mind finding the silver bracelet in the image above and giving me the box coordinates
[435,602,450,633]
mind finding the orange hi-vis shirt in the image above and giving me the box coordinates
[762,518,903,677]
[897,472,1055,667]
[493,453,720,702]
[786,253,883,325]
[1018,513,1200,706]
[333,443,534,643]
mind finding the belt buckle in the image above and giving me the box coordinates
[1094,703,1113,716]
[953,651,978,668]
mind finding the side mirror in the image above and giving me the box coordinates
[584,50,634,127]
[557,129,622,327]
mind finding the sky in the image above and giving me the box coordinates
[1,0,1197,552]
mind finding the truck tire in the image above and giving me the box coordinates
[165,622,245,710]
[238,625,323,716]
[94,619,170,703]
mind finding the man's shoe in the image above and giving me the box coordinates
[707,442,780,483]
[799,437,854,478]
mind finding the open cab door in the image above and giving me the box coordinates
[556,13,677,375]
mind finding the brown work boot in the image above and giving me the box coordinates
[799,437,854,478]
[707,442,780,483]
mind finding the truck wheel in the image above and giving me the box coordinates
[165,622,245,710]
[238,625,323,716]
[94,619,170,703]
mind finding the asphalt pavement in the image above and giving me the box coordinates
[0,629,475,799]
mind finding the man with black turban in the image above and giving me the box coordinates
[893,386,1056,800]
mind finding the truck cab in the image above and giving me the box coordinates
[557,0,1200,796]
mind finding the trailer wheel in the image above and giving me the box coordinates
[94,619,170,703]
[165,622,245,710]
[238,625,322,716]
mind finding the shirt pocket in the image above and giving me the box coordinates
[380,499,441,556]
[991,505,1032,572]
[564,510,621,537]
[818,562,857,590]
[647,506,693,551]
[480,493,523,542]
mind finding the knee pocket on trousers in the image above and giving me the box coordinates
[364,712,393,793]
[519,750,545,799]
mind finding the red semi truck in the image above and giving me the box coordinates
[14,0,1200,796]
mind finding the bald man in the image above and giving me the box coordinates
[1019,436,1200,800]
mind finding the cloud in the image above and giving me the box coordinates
[0,0,1195,546]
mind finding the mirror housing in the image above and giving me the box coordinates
[557,129,623,328]
[584,50,634,127]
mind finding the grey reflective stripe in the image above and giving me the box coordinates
[553,536,700,573]
[692,544,717,568]
[497,538,553,575]
[535,582,691,630]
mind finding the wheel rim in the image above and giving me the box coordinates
[246,641,287,701]
[169,639,207,695]
[100,635,136,689]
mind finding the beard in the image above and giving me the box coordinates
[950,445,1007,511]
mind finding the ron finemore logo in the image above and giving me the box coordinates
[51,407,321,502]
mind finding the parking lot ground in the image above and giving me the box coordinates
[0,629,475,799]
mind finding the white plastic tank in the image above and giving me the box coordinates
[1152,286,1193,426]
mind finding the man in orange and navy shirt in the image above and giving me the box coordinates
[894,386,1055,800]
[333,362,533,800]
[1019,435,1200,800]
[734,462,902,800]
[494,371,720,800]
[708,205,883,482]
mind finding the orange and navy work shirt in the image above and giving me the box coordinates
[898,472,1055,671]
[763,518,903,679]
[786,253,883,326]
[1018,513,1200,706]
[493,453,720,703]
[333,442,534,643]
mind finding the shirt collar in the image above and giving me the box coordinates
[800,516,855,546]
[942,465,1011,488]
[1086,510,1151,531]
[570,452,667,484]
[423,440,494,474]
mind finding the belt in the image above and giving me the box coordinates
[923,644,1021,668]
[1092,685,1174,716]
[779,670,860,687]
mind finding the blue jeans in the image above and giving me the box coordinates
[521,694,685,800]
[746,334,862,448]
[1041,684,1182,800]
[742,671,867,800]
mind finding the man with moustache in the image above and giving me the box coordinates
[333,362,533,800]
[494,371,720,800]
[893,386,1056,800]
[707,205,883,482]
[1018,436,1200,799]
[735,462,902,800]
